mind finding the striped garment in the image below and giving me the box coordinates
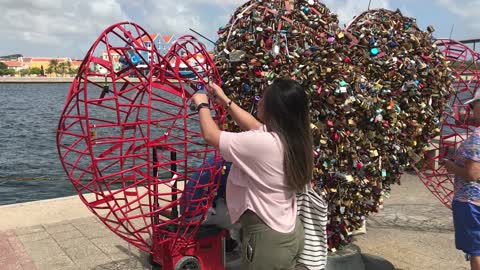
[296,188,328,270]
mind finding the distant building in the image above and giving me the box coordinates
[71,60,82,69]
[138,33,177,55]
[95,50,124,74]
[27,57,70,70]
[95,34,177,74]
[1,55,82,76]
[136,34,177,61]
[3,61,26,71]
[0,54,23,62]
[158,35,177,55]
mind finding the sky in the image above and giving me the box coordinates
[0,0,479,59]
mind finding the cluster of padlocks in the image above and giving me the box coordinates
[57,1,467,256]
[215,0,453,248]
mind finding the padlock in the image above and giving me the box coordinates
[214,2,453,251]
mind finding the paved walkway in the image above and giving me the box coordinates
[354,173,466,270]
[0,173,468,269]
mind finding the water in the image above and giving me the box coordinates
[0,83,211,206]
[0,82,473,206]
[0,83,76,205]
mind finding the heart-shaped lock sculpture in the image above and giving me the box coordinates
[214,1,453,249]
[57,22,227,269]
[414,38,480,209]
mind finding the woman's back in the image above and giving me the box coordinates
[220,126,297,233]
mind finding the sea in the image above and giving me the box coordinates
[0,82,474,206]
[0,83,76,205]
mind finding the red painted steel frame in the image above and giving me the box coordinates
[414,38,480,209]
[56,22,226,269]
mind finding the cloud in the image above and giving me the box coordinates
[434,0,480,18]
[143,0,246,49]
[433,0,480,31]
[0,0,247,57]
[3,0,469,58]
[0,0,129,56]
[143,0,393,38]
[141,0,393,50]
[323,0,391,26]
[188,0,246,6]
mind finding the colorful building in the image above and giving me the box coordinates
[71,60,82,69]
[96,34,177,73]
[136,34,177,61]
[25,57,70,70]
[138,33,177,55]
[157,35,176,55]
[2,61,26,72]
[97,50,124,73]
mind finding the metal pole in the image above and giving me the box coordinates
[152,147,159,225]
[368,0,372,10]
[449,24,455,39]
[189,28,216,45]
[171,151,178,219]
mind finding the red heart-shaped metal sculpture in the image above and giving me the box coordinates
[57,22,226,269]
[414,39,480,209]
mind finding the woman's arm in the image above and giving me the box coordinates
[208,82,262,131]
[192,93,221,148]
[443,159,480,182]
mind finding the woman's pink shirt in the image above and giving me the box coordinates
[219,127,296,233]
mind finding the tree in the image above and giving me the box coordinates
[58,62,67,77]
[48,59,59,76]
[20,68,30,76]
[65,61,72,75]
[30,67,42,75]
[69,67,79,76]
[0,61,14,76]
[0,68,15,76]
[40,65,45,76]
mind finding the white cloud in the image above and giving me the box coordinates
[143,0,242,47]
[432,0,480,39]
[191,0,247,6]
[0,0,129,55]
[89,0,125,18]
[141,0,393,48]
[6,0,472,58]
[435,0,480,18]
[323,0,391,26]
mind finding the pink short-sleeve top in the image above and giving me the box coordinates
[219,126,297,233]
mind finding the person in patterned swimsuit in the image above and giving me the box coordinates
[443,91,480,270]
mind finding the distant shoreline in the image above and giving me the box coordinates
[0,77,140,83]
[0,75,476,84]
[0,77,76,83]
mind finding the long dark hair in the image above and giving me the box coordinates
[262,78,313,192]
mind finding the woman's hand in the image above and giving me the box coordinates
[440,159,456,174]
[192,93,208,106]
[208,82,229,106]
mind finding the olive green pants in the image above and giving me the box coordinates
[239,210,304,270]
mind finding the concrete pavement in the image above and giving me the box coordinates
[0,173,468,269]
[354,173,466,270]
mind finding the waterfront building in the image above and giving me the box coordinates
[1,34,177,76]
[0,56,83,76]
[3,61,27,72]
[26,57,70,70]
[158,35,176,55]
[136,34,177,61]
[94,34,177,74]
